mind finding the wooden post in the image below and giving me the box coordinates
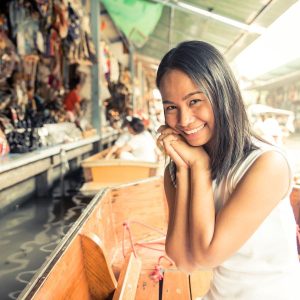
[90,0,102,135]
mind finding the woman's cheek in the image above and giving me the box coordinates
[165,115,175,129]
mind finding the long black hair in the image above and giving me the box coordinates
[156,40,258,182]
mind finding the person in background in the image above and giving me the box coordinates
[64,76,81,122]
[156,41,299,299]
[105,118,132,159]
[116,116,159,163]
[253,113,283,146]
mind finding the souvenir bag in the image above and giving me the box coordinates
[0,128,10,156]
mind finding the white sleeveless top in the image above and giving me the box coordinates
[203,144,300,300]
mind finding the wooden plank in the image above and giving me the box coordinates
[135,272,159,300]
[80,232,117,299]
[0,158,51,190]
[113,253,142,300]
[162,270,190,300]
[81,191,118,269]
[66,144,93,161]
[189,270,213,300]
[110,178,167,246]
[91,165,156,183]
[31,236,91,300]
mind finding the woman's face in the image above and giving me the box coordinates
[159,69,215,147]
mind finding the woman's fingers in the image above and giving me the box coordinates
[157,125,179,135]
[164,136,188,167]
[157,125,168,133]
[157,131,177,152]
[157,133,187,167]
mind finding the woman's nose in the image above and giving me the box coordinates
[179,109,194,127]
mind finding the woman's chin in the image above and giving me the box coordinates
[183,134,210,147]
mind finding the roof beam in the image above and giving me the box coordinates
[168,6,174,50]
[150,0,266,34]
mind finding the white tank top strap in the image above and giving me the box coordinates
[228,146,293,197]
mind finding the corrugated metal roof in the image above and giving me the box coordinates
[135,0,297,62]
[101,0,298,86]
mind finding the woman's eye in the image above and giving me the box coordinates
[190,99,201,106]
[165,105,177,112]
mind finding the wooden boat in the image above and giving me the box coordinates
[80,148,161,195]
[18,176,212,299]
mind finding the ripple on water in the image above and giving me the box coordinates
[0,174,93,299]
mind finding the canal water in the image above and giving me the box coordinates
[0,170,93,300]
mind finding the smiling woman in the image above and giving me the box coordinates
[156,40,300,300]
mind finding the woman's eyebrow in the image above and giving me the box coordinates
[182,91,203,100]
[162,100,174,105]
[162,91,203,104]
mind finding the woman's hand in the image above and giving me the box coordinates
[157,125,210,171]
[157,125,188,168]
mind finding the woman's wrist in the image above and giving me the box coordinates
[176,166,189,176]
[190,162,211,178]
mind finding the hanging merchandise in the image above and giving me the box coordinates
[8,0,28,39]
[36,56,51,85]
[0,0,99,154]
[100,42,110,80]
[0,127,10,156]
[61,1,96,64]
[53,0,69,39]
[110,56,120,82]
[102,0,163,47]
[0,15,19,84]
[17,18,43,55]
[23,54,39,89]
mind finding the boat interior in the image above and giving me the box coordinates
[19,176,212,299]
[80,148,161,195]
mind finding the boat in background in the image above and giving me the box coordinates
[80,147,161,195]
[18,176,212,299]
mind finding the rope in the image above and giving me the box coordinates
[122,220,174,281]
[122,221,137,258]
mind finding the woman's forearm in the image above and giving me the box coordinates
[189,164,215,266]
[165,168,196,271]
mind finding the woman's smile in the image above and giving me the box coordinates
[180,123,206,135]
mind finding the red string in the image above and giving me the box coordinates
[150,256,174,282]
[135,242,165,252]
[128,220,166,235]
[122,220,174,281]
[122,221,137,258]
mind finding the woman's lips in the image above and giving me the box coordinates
[182,124,206,135]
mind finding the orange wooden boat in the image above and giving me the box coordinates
[80,148,161,195]
[18,177,212,299]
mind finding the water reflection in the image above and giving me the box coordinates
[0,172,92,300]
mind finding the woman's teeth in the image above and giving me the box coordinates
[184,124,205,135]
